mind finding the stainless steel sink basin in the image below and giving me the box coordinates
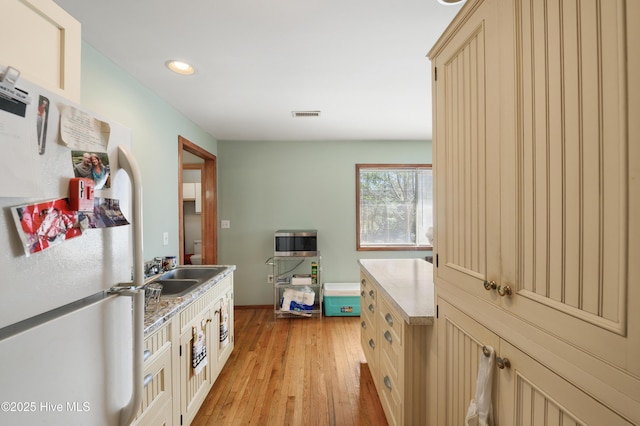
[150,266,227,298]
[152,279,201,297]
[159,267,226,281]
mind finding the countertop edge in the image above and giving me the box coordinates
[359,258,435,326]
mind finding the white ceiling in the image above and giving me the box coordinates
[53,0,463,141]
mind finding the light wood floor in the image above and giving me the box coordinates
[191,307,388,426]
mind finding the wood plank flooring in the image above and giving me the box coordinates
[192,307,388,426]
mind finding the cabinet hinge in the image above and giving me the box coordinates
[436,253,439,267]
[434,67,437,81]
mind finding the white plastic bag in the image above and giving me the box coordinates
[465,345,495,426]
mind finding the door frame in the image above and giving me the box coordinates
[178,135,217,265]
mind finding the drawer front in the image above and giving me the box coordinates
[379,352,403,426]
[380,298,403,346]
[379,325,402,382]
[360,274,377,308]
[133,343,172,425]
[360,315,377,372]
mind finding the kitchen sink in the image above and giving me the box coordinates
[159,267,226,281]
[150,266,227,298]
[152,279,201,297]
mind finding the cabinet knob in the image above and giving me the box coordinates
[496,357,511,369]
[361,279,366,286]
[369,289,375,298]
[361,321,367,329]
[368,304,375,314]
[483,280,497,291]
[369,339,375,350]
[384,330,393,344]
[497,285,513,297]
[361,291,365,298]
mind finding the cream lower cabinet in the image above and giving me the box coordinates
[176,274,234,426]
[360,272,429,426]
[131,321,173,426]
[437,298,633,426]
[134,273,234,426]
[429,0,639,423]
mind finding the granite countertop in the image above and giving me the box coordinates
[143,265,236,336]
[358,258,434,326]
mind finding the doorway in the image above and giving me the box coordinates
[178,135,217,265]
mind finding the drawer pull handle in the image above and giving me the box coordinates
[496,357,511,370]
[369,290,375,298]
[385,313,393,326]
[143,373,153,388]
[143,349,152,362]
[369,339,375,349]
[361,321,367,329]
[368,304,374,313]
[384,375,392,390]
[384,330,393,344]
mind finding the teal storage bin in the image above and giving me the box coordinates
[323,283,361,316]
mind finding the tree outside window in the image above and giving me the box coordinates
[356,164,433,251]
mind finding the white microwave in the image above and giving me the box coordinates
[274,230,318,257]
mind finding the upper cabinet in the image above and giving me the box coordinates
[183,182,202,213]
[429,0,639,423]
[2,0,81,102]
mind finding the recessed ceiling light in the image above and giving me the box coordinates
[165,60,196,75]
[437,0,465,5]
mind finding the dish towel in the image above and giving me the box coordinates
[219,296,230,350]
[192,324,208,375]
[465,345,495,426]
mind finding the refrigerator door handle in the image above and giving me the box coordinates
[117,145,144,287]
[116,145,145,426]
[111,287,144,426]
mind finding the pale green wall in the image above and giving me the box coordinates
[217,140,432,306]
[79,42,217,258]
[77,42,432,305]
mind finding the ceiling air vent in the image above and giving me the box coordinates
[291,111,321,118]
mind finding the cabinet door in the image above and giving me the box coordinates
[431,0,502,301]
[213,290,233,379]
[436,297,501,426]
[501,0,639,379]
[498,340,634,426]
[178,308,214,425]
[3,0,81,102]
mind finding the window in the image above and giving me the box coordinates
[356,164,433,250]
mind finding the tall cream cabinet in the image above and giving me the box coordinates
[428,0,639,424]
[3,0,81,102]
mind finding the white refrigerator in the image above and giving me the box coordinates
[0,69,145,425]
